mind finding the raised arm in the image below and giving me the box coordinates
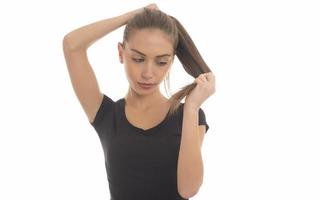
[62,7,143,123]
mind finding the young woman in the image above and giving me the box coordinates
[63,3,215,200]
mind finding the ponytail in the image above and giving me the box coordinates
[166,16,212,117]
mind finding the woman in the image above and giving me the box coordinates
[63,3,215,200]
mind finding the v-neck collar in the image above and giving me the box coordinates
[120,98,174,134]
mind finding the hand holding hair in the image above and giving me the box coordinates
[185,72,216,110]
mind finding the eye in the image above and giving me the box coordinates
[132,58,144,63]
[157,61,168,66]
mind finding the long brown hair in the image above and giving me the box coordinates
[123,8,212,117]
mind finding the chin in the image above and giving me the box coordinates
[135,82,159,92]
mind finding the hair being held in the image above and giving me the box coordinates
[123,7,212,117]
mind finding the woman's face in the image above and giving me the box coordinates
[118,28,174,95]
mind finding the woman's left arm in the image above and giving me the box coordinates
[177,106,205,199]
[177,72,215,198]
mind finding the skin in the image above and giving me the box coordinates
[117,28,175,111]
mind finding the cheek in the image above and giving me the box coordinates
[160,66,170,75]
[124,64,139,80]
[124,56,139,69]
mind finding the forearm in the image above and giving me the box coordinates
[63,8,141,51]
[177,105,203,198]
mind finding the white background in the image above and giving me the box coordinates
[1,0,320,199]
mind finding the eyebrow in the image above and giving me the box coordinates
[130,48,171,58]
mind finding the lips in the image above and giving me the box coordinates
[138,82,155,86]
[138,82,155,89]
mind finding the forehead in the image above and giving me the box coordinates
[126,28,174,56]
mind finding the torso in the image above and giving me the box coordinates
[90,94,189,199]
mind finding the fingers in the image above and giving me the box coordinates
[206,72,215,82]
[194,72,215,85]
[200,74,208,82]
[146,3,159,10]
[193,72,216,95]
[197,73,209,82]
[199,72,215,82]
[194,74,207,85]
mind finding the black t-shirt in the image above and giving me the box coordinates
[89,94,209,200]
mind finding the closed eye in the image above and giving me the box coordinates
[132,58,144,63]
[132,58,168,66]
[158,62,168,66]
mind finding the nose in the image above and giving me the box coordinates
[141,62,154,79]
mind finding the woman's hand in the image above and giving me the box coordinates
[144,3,159,10]
[185,72,216,110]
[128,3,159,22]
[131,3,159,17]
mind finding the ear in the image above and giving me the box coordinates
[117,42,124,64]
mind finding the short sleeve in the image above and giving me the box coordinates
[198,107,209,133]
[89,94,115,133]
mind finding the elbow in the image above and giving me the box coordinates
[62,34,74,51]
[63,34,82,52]
[178,186,200,199]
[177,175,203,199]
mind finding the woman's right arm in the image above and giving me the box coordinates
[62,7,143,123]
[63,7,142,51]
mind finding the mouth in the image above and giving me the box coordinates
[138,82,156,89]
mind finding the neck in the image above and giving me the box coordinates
[124,87,168,110]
